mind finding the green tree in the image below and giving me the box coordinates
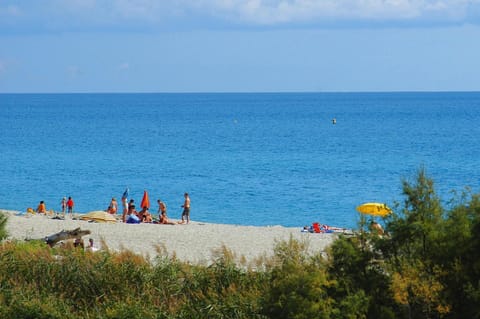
[262,237,336,319]
[436,192,480,318]
[327,234,396,319]
[382,168,450,318]
[388,167,444,261]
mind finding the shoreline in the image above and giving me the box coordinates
[1,210,339,265]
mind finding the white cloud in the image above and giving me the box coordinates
[196,0,480,25]
[2,0,480,32]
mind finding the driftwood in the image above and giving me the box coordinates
[45,227,91,247]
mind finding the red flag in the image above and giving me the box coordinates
[140,190,150,209]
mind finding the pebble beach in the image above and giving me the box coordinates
[2,210,339,265]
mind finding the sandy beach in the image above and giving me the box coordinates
[2,210,339,265]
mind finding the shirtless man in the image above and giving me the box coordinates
[181,192,190,224]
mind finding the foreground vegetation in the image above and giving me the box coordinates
[1,169,480,318]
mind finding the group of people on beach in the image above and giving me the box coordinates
[33,192,191,225]
[120,192,191,225]
[35,197,74,217]
[113,192,191,224]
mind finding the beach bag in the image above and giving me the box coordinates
[126,214,140,224]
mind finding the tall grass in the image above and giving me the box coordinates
[0,239,269,319]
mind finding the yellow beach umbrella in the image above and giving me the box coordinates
[356,202,392,217]
[81,211,117,223]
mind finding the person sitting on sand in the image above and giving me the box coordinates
[138,206,153,223]
[126,205,140,224]
[142,214,152,223]
[136,206,146,219]
[73,238,84,249]
[86,238,99,252]
[157,199,167,218]
[109,197,118,214]
[36,201,47,214]
[127,204,137,215]
[128,199,135,210]
[159,211,176,225]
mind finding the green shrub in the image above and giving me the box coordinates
[0,212,8,240]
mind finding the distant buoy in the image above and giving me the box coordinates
[332,118,336,125]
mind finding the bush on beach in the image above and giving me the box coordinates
[1,168,480,318]
[0,211,7,241]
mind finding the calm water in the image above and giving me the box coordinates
[1,92,479,228]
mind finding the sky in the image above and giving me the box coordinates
[1,0,480,93]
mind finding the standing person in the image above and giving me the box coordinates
[67,196,74,217]
[157,199,167,220]
[109,198,118,215]
[60,197,67,217]
[181,192,190,224]
[121,188,129,222]
[121,197,128,222]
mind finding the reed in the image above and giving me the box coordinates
[0,238,267,318]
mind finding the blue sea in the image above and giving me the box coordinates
[1,92,479,228]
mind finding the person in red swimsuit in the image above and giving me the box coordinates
[67,197,74,217]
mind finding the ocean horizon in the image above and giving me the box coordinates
[1,92,479,228]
